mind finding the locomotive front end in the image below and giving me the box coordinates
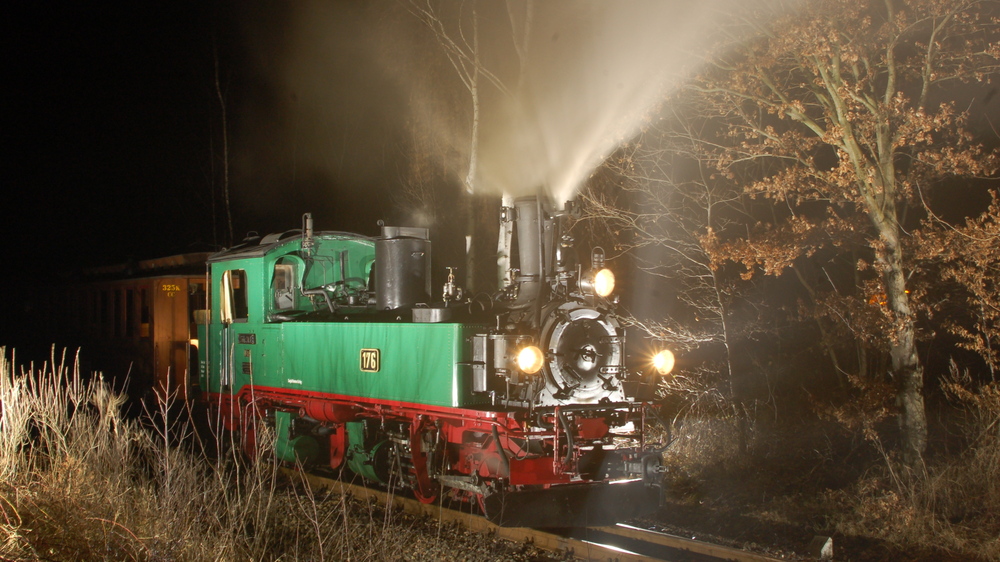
[455,196,673,525]
[473,196,650,408]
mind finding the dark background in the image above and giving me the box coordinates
[6,2,219,269]
[2,2,419,355]
[3,2,412,263]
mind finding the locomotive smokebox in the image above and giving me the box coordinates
[376,226,431,310]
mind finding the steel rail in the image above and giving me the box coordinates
[288,469,787,562]
[581,524,787,562]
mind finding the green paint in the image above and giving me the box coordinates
[274,410,319,464]
[344,421,391,483]
[199,230,490,408]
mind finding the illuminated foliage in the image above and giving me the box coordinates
[696,0,1000,464]
[915,193,1000,376]
[588,0,1000,465]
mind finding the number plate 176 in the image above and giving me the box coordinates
[360,349,380,372]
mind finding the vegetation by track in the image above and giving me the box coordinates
[0,348,562,562]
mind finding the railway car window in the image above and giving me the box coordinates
[272,264,295,310]
[113,289,123,339]
[100,290,110,337]
[88,289,97,330]
[71,292,82,332]
[125,289,135,338]
[140,288,150,338]
[221,270,248,324]
[188,281,207,329]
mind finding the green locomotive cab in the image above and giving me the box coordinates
[199,216,484,410]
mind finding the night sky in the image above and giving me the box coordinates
[4,2,420,276]
[7,3,215,266]
[3,1,719,283]
[2,2,423,351]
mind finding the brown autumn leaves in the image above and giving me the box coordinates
[586,0,1000,464]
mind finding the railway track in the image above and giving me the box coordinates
[290,469,790,562]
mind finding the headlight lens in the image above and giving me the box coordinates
[652,349,675,375]
[593,268,615,297]
[516,345,545,374]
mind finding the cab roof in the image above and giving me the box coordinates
[207,230,375,263]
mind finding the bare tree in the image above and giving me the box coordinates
[213,36,234,248]
[407,1,494,291]
[685,0,1000,464]
[406,1,534,292]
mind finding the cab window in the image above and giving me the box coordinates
[221,270,248,324]
[272,264,295,310]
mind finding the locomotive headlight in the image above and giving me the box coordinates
[593,268,615,297]
[652,349,675,375]
[581,268,615,297]
[516,345,545,374]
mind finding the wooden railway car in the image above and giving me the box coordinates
[49,253,210,401]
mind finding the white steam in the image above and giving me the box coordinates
[240,0,738,216]
[470,1,727,204]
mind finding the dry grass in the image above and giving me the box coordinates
[654,369,766,510]
[0,346,322,560]
[821,368,1000,560]
[658,367,760,464]
[0,347,560,561]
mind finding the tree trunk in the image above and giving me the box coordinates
[213,40,233,247]
[465,195,476,293]
[880,226,927,466]
[464,6,480,291]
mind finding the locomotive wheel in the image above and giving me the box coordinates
[208,401,261,462]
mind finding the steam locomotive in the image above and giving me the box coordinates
[196,195,675,526]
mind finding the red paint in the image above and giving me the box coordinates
[203,386,652,496]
